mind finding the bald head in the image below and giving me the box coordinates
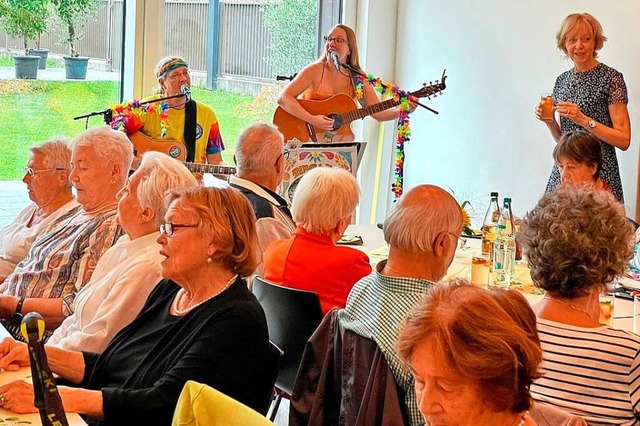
[383,185,463,253]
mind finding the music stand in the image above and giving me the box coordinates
[280,141,367,204]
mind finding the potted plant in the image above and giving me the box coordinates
[29,30,51,70]
[52,0,99,79]
[0,0,49,79]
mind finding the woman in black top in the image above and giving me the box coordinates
[0,185,271,425]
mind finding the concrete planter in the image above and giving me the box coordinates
[28,48,49,69]
[64,56,89,80]
[12,55,40,79]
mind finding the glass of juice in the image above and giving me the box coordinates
[540,94,555,121]
[471,252,490,287]
[599,293,615,326]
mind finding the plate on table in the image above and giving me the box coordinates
[619,276,640,291]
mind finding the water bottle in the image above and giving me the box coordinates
[481,192,501,267]
[493,198,516,288]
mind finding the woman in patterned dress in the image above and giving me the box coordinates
[535,13,631,202]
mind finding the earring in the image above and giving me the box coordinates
[207,257,213,264]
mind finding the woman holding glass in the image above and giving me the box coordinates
[522,186,640,423]
[535,13,630,202]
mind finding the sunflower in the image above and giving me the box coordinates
[460,201,473,236]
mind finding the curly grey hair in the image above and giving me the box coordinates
[521,186,633,298]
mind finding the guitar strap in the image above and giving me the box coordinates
[184,100,197,163]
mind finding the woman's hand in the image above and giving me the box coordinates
[0,338,29,371]
[310,115,335,131]
[556,101,588,126]
[0,380,38,414]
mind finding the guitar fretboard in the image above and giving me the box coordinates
[184,162,236,175]
[341,98,401,124]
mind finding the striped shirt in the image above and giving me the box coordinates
[339,260,433,426]
[531,318,640,425]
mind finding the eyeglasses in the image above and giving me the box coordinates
[274,149,291,166]
[323,36,347,45]
[159,222,198,236]
[23,167,66,176]
[447,231,467,249]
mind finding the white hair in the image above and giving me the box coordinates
[383,185,462,253]
[235,123,284,176]
[29,136,72,170]
[135,152,198,226]
[72,126,134,185]
[291,167,360,235]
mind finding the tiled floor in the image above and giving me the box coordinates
[0,180,29,229]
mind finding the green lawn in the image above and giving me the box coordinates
[0,80,271,180]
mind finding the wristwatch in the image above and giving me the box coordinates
[588,119,597,129]
[13,297,25,323]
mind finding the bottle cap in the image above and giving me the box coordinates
[504,197,512,203]
[490,192,498,197]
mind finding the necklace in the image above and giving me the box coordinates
[544,296,592,318]
[172,274,237,316]
[515,410,529,426]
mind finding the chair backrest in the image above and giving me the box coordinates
[253,276,323,395]
[256,341,284,415]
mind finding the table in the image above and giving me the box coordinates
[347,224,640,334]
[0,327,87,425]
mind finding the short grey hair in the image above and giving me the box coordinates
[291,167,359,235]
[235,123,284,175]
[135,152,198,227]
[29,136,72,170]
[384,184,462,253]
[71,126,134,181]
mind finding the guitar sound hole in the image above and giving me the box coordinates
[168,146,182,159]
[328,113,343,131]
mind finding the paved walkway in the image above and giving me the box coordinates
[0,66,119,81]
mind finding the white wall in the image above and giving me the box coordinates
[394,0,640,222]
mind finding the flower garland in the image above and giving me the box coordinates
[109,100,170,137]
[355,74,414,198]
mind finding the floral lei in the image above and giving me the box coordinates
[355,74,414,198]
[109,99,170,137]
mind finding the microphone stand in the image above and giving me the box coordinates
[337,61,440,115]
[73,93,188,129]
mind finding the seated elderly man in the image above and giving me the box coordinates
[0,137,78,282]
[263,167,371,314]
[47,152,198,352]
[0,126,132,339]
[229,123,295,254]
[339,184,462,426]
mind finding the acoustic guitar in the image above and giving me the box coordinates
[273,78,447,142]
[128,131,236,175]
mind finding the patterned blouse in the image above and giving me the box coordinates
[546,63,628,202]
[1,206,124,316]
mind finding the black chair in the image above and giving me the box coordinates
[252,276,323,421]
[256,341,283,416]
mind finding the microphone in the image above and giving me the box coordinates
[330,51,341,71]
[21,313,69,426]
[180,84,191,102]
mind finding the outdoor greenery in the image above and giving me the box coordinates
[261,0,318,77]
[0,52,60,67]
[51,0,100,57]
[0,0,49,54]
[0,80,269,180]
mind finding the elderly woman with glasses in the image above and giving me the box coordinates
[0,137,78,282]
[277,24,413,141]
[263,166,371,315]
[45,151,197,353]
[0,185,271,425]
[0,127,131,339]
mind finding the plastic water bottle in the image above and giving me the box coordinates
[493,198,515,288]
